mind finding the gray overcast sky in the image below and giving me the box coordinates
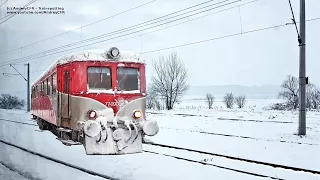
[0,0,319,97]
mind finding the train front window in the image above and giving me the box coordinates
[87,67,112,90]
[117,67,139,91]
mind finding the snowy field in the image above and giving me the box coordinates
[1,98,320,180]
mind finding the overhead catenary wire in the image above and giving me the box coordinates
[0,0,258,71]
[2,70,45,76]
[0,0,158,55]
[0,0,8,8]
[0,0,241,66]
[63,0,234,45]
[1,0,318,68]
[3,0,238,63]
[0,0,37,24]
[0,0,223,55]
[2,17,320,69]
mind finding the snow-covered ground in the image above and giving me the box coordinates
[0,142,107,180]
[0,163,29,180]
[0,98,320,180]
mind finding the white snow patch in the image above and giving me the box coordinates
[117,90,141,94]
[86,89,114,94]
[117,63,125,67]
[86,89,141,94]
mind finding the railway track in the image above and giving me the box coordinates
[0,118,37,126]
[1,118,318,146]
[1,117,320,179]
[144,141,320,177]
[144,149,284,180]
[147,111,320,125]
[160,127,319,146]
[0,140,119,180]
[0,118,279,179]
[147,111,293,123]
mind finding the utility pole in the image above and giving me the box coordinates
[298,0,306,135]
[26,63,30,112]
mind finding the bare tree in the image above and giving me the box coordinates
[275,75,320,111]
[224,93,234,108]
[235,96,246,108]
[146,86,158,109]
[307,84,320,110]
[278,75,299,110]
[206,93,214,109]
[151,52,189,110]
[0,94,25,110]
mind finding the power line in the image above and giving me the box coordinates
[85,0,258,52]
[0,0,8,8]
[140,18,319,54]
[0,0,241,66]
[0,0,158,54]
[0,0,220,55]
[0,0,37,22]
[0,0,258,69]
[0,0,37,25]
[0,14,10,21]
[4,17,320,69]
[7,0,236,62]
[141,24,290,54]
[2,70,45,76]
[71,0,232,44]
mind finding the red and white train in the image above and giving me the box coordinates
[31,47,159,155]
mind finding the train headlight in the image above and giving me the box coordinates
[133,110,142,119]
[88,110,97,119]
[108,47,120,58]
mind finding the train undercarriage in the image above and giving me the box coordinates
[33,115,83,146]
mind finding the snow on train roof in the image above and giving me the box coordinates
[57,49,142,64]
[32,48,143,85]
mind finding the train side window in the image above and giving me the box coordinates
[41,82,44,96]
[38,85,40,97]
[52,73,56,94]
[43,81,45,96]
[42,81,44,96]
[47,78,50,95]
[117,67,140,91]
[87,67,112,90]
[35,86,37,98]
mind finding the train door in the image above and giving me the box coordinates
[59,66,72,127]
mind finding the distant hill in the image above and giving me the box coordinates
[184,85,282,100]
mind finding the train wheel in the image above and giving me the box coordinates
[71,131,79,142]
[37,119,44,130]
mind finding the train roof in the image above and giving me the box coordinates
[32,48,144,86]
[57,48,143,65]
